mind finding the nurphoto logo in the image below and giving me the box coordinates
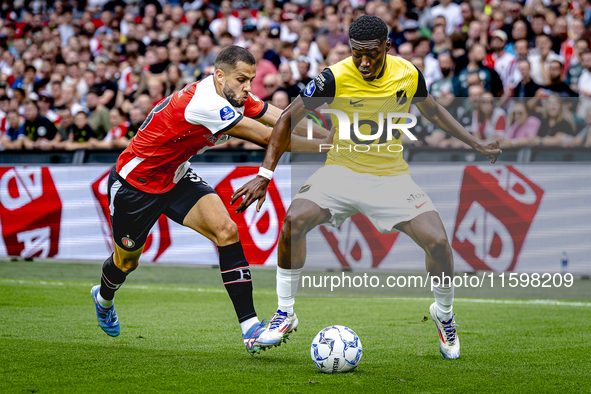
[305,109,418,153]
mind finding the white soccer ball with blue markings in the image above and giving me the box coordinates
[310,325,362,373]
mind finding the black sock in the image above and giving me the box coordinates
[99,254,128,301]
[218,241,256,323]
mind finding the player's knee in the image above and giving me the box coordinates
[115,254,140,273]
[216,220,239,246]
[285,210,311,239]
[426,236,450,260]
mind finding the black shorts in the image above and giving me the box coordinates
[107,165,216,251]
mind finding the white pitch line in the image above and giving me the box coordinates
[2,278,590,307]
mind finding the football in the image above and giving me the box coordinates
[310,325,363,373]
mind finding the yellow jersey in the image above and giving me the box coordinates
[301,55,428,176]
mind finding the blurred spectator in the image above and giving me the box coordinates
[484,30,520,93]
[323,14,349,48]
[431,0,463,36]
[539,60,577,98]
[164,64,186,96]
[271,90,290,110]
[502,102,542,148]
[93,108,132,149]
[62,111,97,150]
[250,43,277,99]
[537,95,576,146]
[1,109,24,150]
[414,37,442,89]
[210,0,243,39]
[93,59,118,109]
[262,74,279,101]
[566,39,590,93]
[430,52,459,105]
[457,44,504,97]
[127,106,146,136]
[182,44,202,83]
[472,93,507,141]
[574,108,591,147]
[513,59,541,99]
[528,34,563,86]
[277,63,302,99]
[397,42,414,62]
[56,108,74,142]
[37,92,59,125]
[21,98,59,150]
[86,88,111,140]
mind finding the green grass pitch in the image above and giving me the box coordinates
[1,260,590,393]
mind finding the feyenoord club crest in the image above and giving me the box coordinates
[121,236,135,249]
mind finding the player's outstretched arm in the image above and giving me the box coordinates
[416,94,502,164]
[230,96,310,213]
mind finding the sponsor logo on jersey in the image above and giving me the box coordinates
[220,106,236,121]
[304,80,316,97]
[121,236,135,249]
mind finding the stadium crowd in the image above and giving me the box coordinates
[0,0,591,152]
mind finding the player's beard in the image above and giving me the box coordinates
[222,82,245,107]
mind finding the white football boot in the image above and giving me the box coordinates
[429,302,460,359]
[258,310,299,347]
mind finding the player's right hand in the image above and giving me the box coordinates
[475,139,502,164]
[230,176,270,213]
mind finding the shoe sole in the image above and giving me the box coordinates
[259,325,298,348]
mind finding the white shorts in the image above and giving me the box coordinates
[293,165,437,234]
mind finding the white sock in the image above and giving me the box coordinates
[97,292,113,308]
[277,266,302,316]
[240,316,260,335]
[433,283,454,322]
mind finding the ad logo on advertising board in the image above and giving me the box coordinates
[0,167,62,258]
[91,170,171,261]
[452,166,544,272]
[216,166,286,264]
[319,214,399,269]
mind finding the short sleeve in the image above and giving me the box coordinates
[300,68,336,108]
[185,94,244,135]
[412,64,428,103]
[243,92,268,119]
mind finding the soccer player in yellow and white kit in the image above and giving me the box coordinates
[232,16,502,359]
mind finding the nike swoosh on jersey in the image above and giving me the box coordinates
[415,201,427,209]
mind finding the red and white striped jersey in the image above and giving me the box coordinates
[485,51,521,90]
[115,75,267,194]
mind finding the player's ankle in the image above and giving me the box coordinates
[278,305,295,316]
[96,292,113,308]
[240,316,260,335]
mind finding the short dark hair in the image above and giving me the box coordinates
[214,45,255,72]
[87,87,102,96]
[25,65,36,73]
[349,15,388,43]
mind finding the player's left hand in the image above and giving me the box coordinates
[475,140,502,164]
[230,176,270,213]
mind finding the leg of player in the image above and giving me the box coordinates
[395,211,460,359]
[258,199,331,348]
[182,193,266,354]
[91,244,143,337]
